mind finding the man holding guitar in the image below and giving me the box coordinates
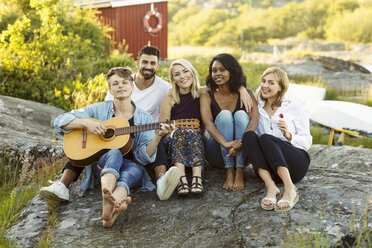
[41,46,181,204]
[42,67,174,227]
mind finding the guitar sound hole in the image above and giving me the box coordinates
[103,128,115,139]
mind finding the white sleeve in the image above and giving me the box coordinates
[290,107,312,151]
[105,91,113,101]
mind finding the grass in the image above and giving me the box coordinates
[285,201,371,247]
[38,200,59,248]
[311,125,372,149]
[0,153,66,248]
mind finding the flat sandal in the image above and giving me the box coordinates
[177,175,189,196]
[190,176,203,194]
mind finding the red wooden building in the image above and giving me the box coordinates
[78,0,168,58]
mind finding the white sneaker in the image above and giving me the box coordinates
[40,182,69,201]
[156,167,180,201]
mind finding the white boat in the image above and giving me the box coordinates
[285,83,326,105]
[309,100,372,134]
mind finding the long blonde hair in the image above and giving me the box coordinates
[258,67,289,108]
[168,59,200,106]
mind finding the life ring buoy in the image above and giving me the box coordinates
[143,10,163,34]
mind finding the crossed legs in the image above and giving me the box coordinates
[101,173,131,228]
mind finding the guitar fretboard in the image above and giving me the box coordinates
[115,121,175,135]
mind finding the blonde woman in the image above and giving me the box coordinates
[159,59,205,195]
[242,67,312,212]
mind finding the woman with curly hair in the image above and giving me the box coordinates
[200,53,258,191]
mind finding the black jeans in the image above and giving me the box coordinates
[242,131,310,183]
[149,136,169,170]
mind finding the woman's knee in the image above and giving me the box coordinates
[215,110,233,125]
[258,134,275,146]
[234,110,250,123]
[243,131,257,143]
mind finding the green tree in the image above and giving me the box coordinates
[326,7,372,43]
[298,0,328,39]
[0,0,112,109]
[264,2,307,39]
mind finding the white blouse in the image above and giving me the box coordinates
[256,98,312,151]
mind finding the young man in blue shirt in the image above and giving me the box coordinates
[44,67,174,227]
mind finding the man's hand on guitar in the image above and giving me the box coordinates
[156,123,176,137]
[84,119,107,136]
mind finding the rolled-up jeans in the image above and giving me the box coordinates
[206,110,250,169]
[96,149,143,195]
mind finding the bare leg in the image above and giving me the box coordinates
[276,166,297,210]
[233,167,245,191]
[154,165,167,181]
[191,166,203,193]
[175,162,188,194]
[60,169,76,188]
[258,168,280,208]
[101,173,117,221]
[103,186,131,228]
[223,168,235,191]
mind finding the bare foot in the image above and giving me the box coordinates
[223,168,235,191]
[103,197,132,228]
[276,186,297,210]
[102,188,116,221]
[262,186,280,208]
[232,167,245,191]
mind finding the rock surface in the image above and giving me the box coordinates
[6,145,372,247]
[0,95,65,161]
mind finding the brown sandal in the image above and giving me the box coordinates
[177,175,189,196]
[191,176,203,194]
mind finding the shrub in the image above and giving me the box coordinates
[326,7,372,43]
[0,0,115,110]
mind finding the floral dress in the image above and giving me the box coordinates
[168,92,205,168]
[169,128,204,167]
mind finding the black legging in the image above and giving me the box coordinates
[149,136,169,170]
[62,161,84,181]
[242,131,310,183]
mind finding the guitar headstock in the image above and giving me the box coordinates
[174,119,200,130]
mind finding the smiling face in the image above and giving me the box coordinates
[260,72,282,101]
[211,60,230,86]
[171,64,193,93]
[108,74,133,100]
[137,54,159,80]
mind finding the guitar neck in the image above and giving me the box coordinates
[115,121,175,135]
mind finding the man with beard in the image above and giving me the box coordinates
[106,46,170,122]
[40,46,180,203]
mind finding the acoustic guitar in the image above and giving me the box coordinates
[63,117,200,167]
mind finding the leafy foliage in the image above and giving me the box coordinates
[0,0,134,111]
[169,0,372,47]
[326,7,372,43]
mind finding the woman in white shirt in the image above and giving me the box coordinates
[242,67,312,212]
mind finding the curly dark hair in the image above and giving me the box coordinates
[138,46,160,60]
[205,53,246,93]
